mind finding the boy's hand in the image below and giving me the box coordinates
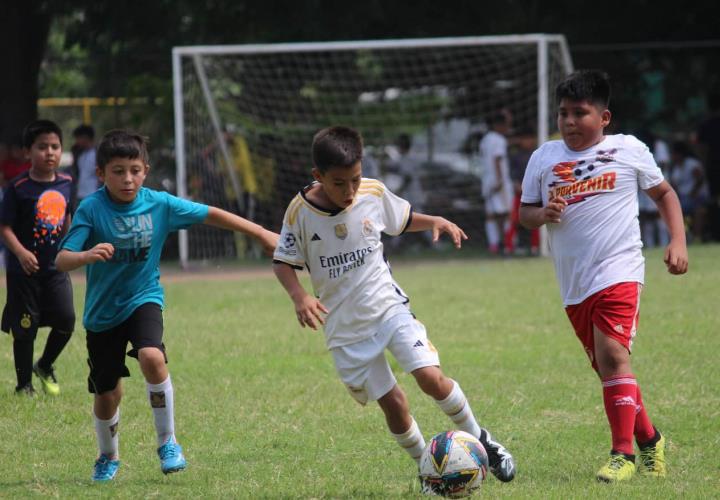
[664,241,688,275]
[18,249,39,275]
[257,229,280,256]
[293,293,329,330]
[84,243,115,264]
[432,217,468,249]
[544,196,567,223]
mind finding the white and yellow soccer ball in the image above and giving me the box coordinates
[418,430,489,497]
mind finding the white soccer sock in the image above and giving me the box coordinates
[485,220,500,247]
[435,380,482,438]
[94,408,120,459]
[391,418,426,464]
[147,375,175,446]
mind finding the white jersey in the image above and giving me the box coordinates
[521,134,664,306]
[274,179,412,348]
[479,131,512,197]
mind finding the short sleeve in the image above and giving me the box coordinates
[380,184,411,236]
[487,134,507,159]
[0,183,18,226]
[273,204,305,269]
[520,149,543,204]
[165,192,210,231]
[632,138,664,190]
[59,202,93,252]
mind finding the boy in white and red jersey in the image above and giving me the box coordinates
[273,126,516,484]
[520,70,688,483]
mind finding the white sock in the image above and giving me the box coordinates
[147,375,175,446]
[435,380,482,438]
[485,220,500,247]
[94,408,119,459]
[391,418,426,464]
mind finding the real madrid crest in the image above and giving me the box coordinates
[334,223,348,240]
[362,218,373,237]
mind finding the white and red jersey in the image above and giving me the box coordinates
[274,178,412,348]
[521,134,664,305]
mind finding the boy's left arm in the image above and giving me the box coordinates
[405,212,468,249]
[204,206,279,255]
[645,180,688,274]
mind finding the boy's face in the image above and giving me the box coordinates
[557,98,611,151]
[27,133,62,173]
[97,157,149,204]
[313,161,362,209]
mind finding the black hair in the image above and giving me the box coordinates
[312,126,363,173]
[671,140,694,158]
[96,129,149,168]
[22,119,63,149]
[73,124,95,140]
[488,111,510,126]
[555,70,611,108]
[397,133,412,152]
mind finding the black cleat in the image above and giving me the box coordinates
[479,428,516,482]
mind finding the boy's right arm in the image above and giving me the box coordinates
[519,197,567,229]
[272,262,328,330]
[55,243,115,272]
[0,225,39,275]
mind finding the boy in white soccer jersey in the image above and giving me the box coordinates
[479,111,513,255]
[273,126,516,482]
[519,70,688,482]
[56,130,278,482]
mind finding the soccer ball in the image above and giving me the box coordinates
[418,430,489,497]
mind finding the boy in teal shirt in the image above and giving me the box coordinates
[57,130,277,482]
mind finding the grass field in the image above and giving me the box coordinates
[0,245,718,499]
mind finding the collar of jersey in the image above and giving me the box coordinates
[101,186,144,210]
[299,182,348,216]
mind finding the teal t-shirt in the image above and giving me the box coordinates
[60,187,209,331]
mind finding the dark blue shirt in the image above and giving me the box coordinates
[0,171,73,275]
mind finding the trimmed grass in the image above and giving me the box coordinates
[0,245,718,498]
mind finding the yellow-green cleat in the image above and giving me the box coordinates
[596,454,636,483]
[33,362,60,396]
[639,434,666,477]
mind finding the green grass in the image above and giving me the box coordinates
[1,245,719,498]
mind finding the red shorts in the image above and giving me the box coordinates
[565,282,642,370]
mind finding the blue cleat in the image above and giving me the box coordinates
[158,437,187,474]
[92,454,120,482]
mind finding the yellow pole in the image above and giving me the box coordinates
[83,98,91,124]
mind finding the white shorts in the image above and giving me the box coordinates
[330,311,440,405]
[483,187,512,215]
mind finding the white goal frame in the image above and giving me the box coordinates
[172,34,573,267]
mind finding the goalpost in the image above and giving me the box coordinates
[172,34,573,268]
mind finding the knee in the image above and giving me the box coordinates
[413,367,449,398]
[138,348,166,377]
[379,387,409,416]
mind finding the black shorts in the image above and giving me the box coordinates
[1,271,75,340]
[86,302,166,394]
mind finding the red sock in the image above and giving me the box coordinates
[634,385,656,444]
[602,375,637,456]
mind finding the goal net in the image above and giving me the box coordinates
[172,35,573,267]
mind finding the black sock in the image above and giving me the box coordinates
[611,450,636,463]
[38,329,72,370]
[13,336,34,388]
[638,427,661,449]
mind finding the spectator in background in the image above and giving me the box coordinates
[670,141,709,243]
[636,130,670,248]
[505,126,539,255]
[0,137,31,185]
[696,91,720,240]
[71,124,99,210]
[479,111,513,255]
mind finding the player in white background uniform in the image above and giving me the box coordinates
[273,126,516,482]
[520,70,687,483]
